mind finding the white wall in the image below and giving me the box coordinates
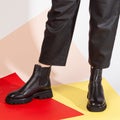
[0,0,120,95]
[0,0,51,39]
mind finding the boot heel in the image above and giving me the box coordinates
[35,89,53,99]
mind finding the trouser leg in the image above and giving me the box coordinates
[39,0,80,66]
[89,0,120,68]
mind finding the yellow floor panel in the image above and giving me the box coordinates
[52,79,120,120]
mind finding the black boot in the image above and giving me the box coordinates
[87,67,107,112]
[6,64,53,104]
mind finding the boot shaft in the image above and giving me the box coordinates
[33,64,51,78]
[32,64,51,86]
[90,67,102,83]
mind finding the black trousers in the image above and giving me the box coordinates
[39,0,120,68]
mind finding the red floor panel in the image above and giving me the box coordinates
[0,73,83,120]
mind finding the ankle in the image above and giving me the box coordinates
[91,66,102,70]
[38,62,51,68]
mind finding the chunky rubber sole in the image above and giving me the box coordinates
[6,89,53,104]
[87,102,107,112]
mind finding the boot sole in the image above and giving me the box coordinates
[87,102,107,112]
[6,89,53,104]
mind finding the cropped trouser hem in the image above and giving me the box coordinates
[39,0,120,68]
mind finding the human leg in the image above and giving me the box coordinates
[6,0,81,104]
[87,0,120,112]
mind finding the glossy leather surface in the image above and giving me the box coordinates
[6,65,53,104]
[87,67,107,112]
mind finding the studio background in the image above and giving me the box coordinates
[0,0,120,94]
